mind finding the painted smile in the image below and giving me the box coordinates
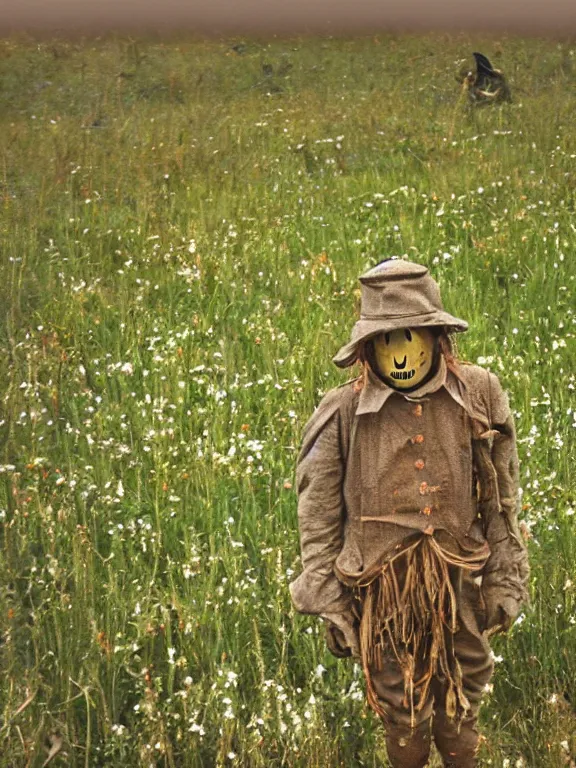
[390,369,416,381]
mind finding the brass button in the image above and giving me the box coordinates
[411,434,425,445]
[413,404,423,417]
[414,459,425,470]
[422,506,432,516]
[419,482,429,495]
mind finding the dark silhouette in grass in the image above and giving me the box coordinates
[457,52,511,105]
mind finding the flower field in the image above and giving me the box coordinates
[0,33,575,766]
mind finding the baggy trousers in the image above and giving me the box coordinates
[368,572,494,768]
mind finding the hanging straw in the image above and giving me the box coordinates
[354,533,490,730]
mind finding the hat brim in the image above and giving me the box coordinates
[332,312,468,369]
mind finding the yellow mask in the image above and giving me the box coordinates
[373,327,436,390]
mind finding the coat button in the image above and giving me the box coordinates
[422,506,432,516]
[414,459,425,470]
[423,525,435,535]
[413,404,423,417]
[411,434,425,445]
[419,482,429,495]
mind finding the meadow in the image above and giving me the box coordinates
[0,32,575,767]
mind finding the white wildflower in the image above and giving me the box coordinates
[315,664,327,678]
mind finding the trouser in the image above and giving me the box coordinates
[370,573,494,768]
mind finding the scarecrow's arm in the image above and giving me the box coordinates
[289,404,358,656]
[481,373,530,631]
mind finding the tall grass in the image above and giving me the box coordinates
[0,32,575,766]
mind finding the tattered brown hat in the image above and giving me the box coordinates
[333,259,468,369]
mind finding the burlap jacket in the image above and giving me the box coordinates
[289,359,530,647]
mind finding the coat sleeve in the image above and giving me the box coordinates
[481,373,530,625]
[289,400,354,620]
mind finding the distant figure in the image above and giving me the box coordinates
[457,52,511,104]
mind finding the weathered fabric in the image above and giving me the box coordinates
[356,534,490,729]
[289,357,529,727]
[364,558,494,767]
[333,260,468,368]
[376,666,490,768]
[384,719,431,768]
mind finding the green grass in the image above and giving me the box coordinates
[0,31,575,767]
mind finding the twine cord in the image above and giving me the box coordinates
[355,534,490,730]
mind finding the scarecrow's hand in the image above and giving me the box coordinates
[322,612,360,659]
[483,589,519,636]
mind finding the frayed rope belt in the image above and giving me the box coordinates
[352,533,491,730]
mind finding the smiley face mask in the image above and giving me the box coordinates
[373,327,437,390]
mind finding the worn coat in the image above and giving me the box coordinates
[289,357,530,658]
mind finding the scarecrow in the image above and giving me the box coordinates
[290,260,529,768]
[457,52,512,105]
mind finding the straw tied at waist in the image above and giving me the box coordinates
[343,532,492,730]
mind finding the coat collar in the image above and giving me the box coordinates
[356,354,467,415]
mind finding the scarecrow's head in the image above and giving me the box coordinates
[332,259,467,371]
[372,326,438,390]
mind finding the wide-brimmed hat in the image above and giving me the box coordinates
[333,259,468,369]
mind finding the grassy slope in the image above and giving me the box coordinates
[0,33,575,767]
